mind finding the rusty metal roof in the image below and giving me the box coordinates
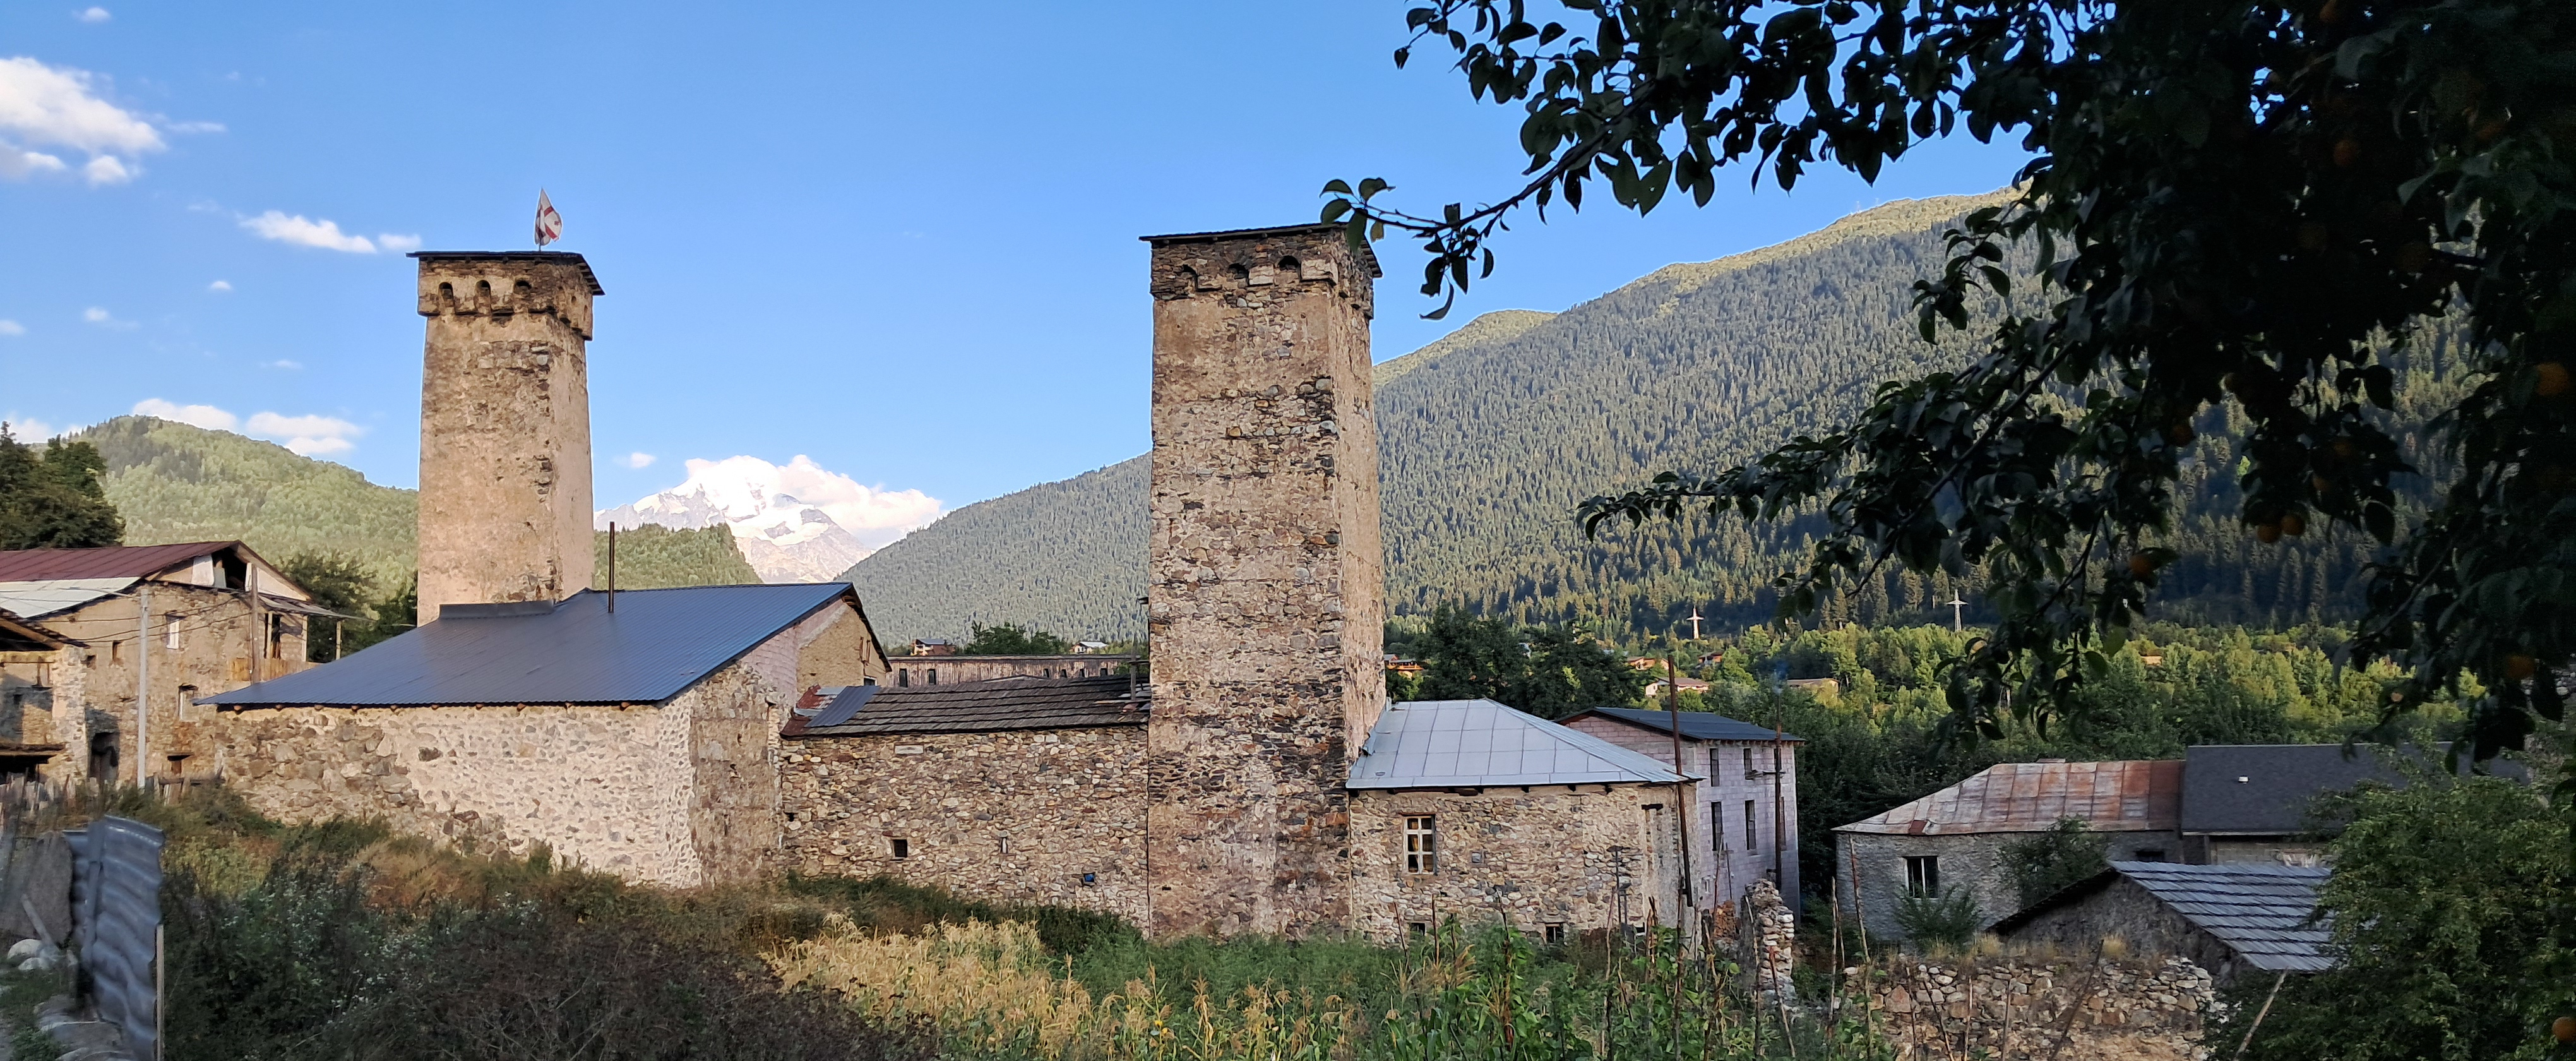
[0,542,241,582]
[1835,759,2183,835]
[789,674,1147,736]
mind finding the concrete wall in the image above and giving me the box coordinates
[1142,225,1381,938]
[1346,784,1681,942]
[414,253,597,620]
[206,651,789,887]
[1563,715,1803,904]
[1836,829,2184,941]
[778,724,1148,921]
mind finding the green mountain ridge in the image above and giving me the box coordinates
[73,416,757,595]
[844,190,2447,645]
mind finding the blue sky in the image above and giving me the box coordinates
[0,1,2032,539]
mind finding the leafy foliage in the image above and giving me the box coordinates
[1359,0,2572,758]
[960,621,1075,656]
[0,426,121,549]
[1892,887,1981,952]
[2225,774,2575,1061]
[1998,818,2111,908]
[596,524,762,589]
[1406,604,1648,717]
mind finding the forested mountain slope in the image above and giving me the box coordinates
[73,416,757,596]
[846,191,2458,646]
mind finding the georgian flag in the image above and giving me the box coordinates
[535,190,563,247]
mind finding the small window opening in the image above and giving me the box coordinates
[110,641,121,665]
[1711,802,1726,852]
[2134,849,2168,863]
[1542,923,1567,945]
[1744,800,1758,852]
[1403,815,1437,873]
[897,669,910,687]
[1904,855,1940,897]
[890,837,910,860]
[1407,921,1430,940]
[1081,872,1097,886]
[1278,256,1303,277]
[164,753,189,777]
[927,668,938,685]
[164,613,181,650]
[1742,747,1755,778]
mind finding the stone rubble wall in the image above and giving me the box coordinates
[1736,878,1796,998]
[1345,786,1677,943]
[1857,955,2215,1061]
[779,724,1149,922]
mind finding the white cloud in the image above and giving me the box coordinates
[131,397,237,431]
[261,359,300,370]
[0,57,163,185]
[376,232,421,253]
[1,416,57,440]
[0,320,22,336]
[74,8,110,23]
[671,455,943,548]
[82,306,134,329]
[240,210,374,253]
[206,279,230,292]
[621,452,656,469]
[80,153,130,184]
[245,411,362,455]
[165,121,222,135]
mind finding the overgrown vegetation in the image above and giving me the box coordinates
[1390,604,1649,717]
[959,621,1076,656]
[1891,889,1980,952]
[1999,818,2110,908]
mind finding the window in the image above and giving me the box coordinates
[898,669,910,687]
[1543,923,1567,945]
[164,613,181,650]
[1708,748,1724,782]
[1904,855,1940,896]
[110,640,121,665]
[164,753,189,777]
[1744,800,1758,852]
[1407,921,1431,939]
[1403,815,1437,873]
[927,668,938,685]
[266,613,287,659]
[2134,849,2168,863]
[1711,802,1726,851]
[1743,747,1755,777]
[890,838,911,860]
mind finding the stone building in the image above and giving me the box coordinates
[1992,860,2330,985]
[1563,707,1803,905]
[885,654,1136,688]
[0,541,337,782]
[202,583,888,885]
[1834,759,2184,940]
[2176,743,2515,865]
[0,609,81,779]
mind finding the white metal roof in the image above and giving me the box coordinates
[0,577,136,621]
[1347,699,1695,789]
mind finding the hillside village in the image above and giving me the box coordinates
[0,207,2527,1060]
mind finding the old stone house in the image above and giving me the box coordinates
[1563,707,1803,906]
[0,541,337,783]
[1834,759,2184,940]
[1992,860,2330,985]
[202,582,888,885]
[0,609,82,779]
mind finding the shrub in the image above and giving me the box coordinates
[1998,817,2110,908]
[1893,887,1981,952]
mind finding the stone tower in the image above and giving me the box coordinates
[1141,224,1385,937]
[410,251,603,622]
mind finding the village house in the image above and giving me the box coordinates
[1993,860,2330,985]
[2176,743,2519,865]
[0,609,81,780]
[0,541,338,782]
[1834,758,2185,940]
[1561,707,1803,906]
[885,653,1136,687]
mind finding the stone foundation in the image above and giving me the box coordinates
[1857,956,2214,1060]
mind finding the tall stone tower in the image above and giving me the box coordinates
[410,251,603,622]
[1141,224,1385,937]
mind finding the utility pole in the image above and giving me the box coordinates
[134,583,149,788]
[1663,654,1696,925]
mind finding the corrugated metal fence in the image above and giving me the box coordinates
[68,815,164,1058]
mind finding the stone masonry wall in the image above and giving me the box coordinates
[1143,224,1381,938]
[1838,828,2184,941]
[206,654,786,887]
[42,585,307,783]
[779,724,1148,922]
[1347,786,1678,942]
[1861,956,2214,1061]
[414,253,597,620]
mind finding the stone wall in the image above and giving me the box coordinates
[1142,224,1382,938]
[205,654,785,887]
[886,656,1135,686]
[778,724,1148,921]
[38,585,307,783]
[414,252,599,621]
[1346,785,1679,942]
[1735,878,1796,998]
[1837,828,2184,941]
[1860,956,2214,1060]
[1563,715,1803,904]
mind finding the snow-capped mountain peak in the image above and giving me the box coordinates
[595,455,943,584]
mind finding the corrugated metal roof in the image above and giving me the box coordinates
[0,608,75,650]
[0,577,136,621]
[0,542,236,583]
[791,674,1146,736]
[807,685,880,728]
[2118,861,2332,972]
[1348,699,1691,789]
[1568,706,1803,743]
[1836,759,2182,835]
[200,583,854,707]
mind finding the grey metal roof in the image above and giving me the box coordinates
[200,584,854,707]
[790,674,1146,736]
[1569,707,1803,743]
[2118,861,2333,972]
[1348,699,1691,789]
[2179,743,2520,835]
